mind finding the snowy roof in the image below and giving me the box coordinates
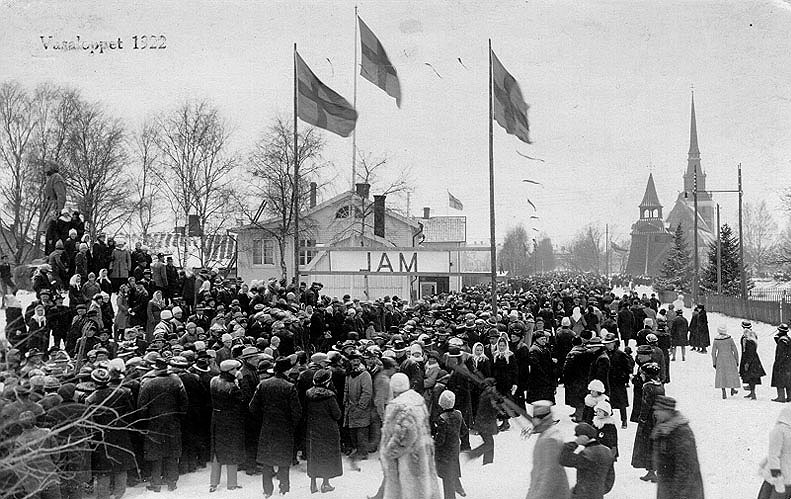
[419,216,466,242]
[143,232,236,269]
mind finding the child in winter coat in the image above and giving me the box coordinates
[582,379,609,424]
[433,390,468,499]
[593,399,619,461]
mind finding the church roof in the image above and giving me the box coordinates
[689,91,700,157]
[639,173,662,208]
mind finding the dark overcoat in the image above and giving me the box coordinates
[739,336,765,385]
[209,373,245,465]
[472,387,499,436]
[137,371,188,460]
[670,315,689,346]
[563,346,591,407]
[526,344,556,403]
[631,379,664,469]
[87,386,137,473]
[606,349,631,409]
[560,440,614,499]
[433,408,466,480]
[249,374,302,467]
[772,334,791,388]
[587,349,610,393]
[652,415,705,499]
[305,386,342,479]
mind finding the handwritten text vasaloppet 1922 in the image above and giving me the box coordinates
[39,35,167,55]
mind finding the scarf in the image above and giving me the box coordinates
[585,392,608,408]
[593,413,617,429]
[471,342,487,368]
[34,314,47,327]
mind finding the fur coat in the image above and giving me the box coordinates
[380,389,441,499]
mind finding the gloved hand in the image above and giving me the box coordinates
[771,469,782,478]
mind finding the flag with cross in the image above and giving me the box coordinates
[491,50,531,144]
[358,16,402,107]
[296,51,358,137]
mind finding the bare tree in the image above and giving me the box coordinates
[497,225,530,276]
[60,98,131,240]
[743,200,778,276]
[153,100,237,267]
[240,117,329,279]
[128,119,160,240]
[567,223,604,273]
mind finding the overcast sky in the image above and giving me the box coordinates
[3,0,791,246]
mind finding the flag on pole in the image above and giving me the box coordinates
[491,50,531,144]
[296,51,358,137]
[358,16,402,107]
[448,191,463,210]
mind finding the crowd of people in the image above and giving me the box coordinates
[0,249,790,499]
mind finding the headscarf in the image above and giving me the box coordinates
[471,342,486,369]
[572,306,582,322]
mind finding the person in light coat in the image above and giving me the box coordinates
[379,372,441,499]
[758,405,791,499]
[711,325,740,399]
[525,400,570,499]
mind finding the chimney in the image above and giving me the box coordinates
[423,207,431,219]
[373,195,386,238]
[309,182,317,208]
[355,182,370,199]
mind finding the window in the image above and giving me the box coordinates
[252,239,275,265]
[335,205,363,219]
[299,239,316,265]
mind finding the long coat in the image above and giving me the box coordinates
[631,379,664,470]
[689,310,710,348]
[433,408,466,480]
[209,373,245,464]
[772,334,791,389]
[607,349,631,409]
[739,336,766,385]
[526,344,557,403]
[137,371,188,460]
[670,315,689,346]
[564,346,591,408]
[652,414,705,499]
[249,374,302,467]
[87,386,137,473]
[110,248,131,279]
[711,333,740,388]
[526,425,570,499]
[305,386,342,479]
[380,389,441,499]
[343,370,372,428]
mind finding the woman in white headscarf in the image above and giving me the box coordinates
[570,306,587,335]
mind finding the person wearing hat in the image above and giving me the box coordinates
[376,372,441,499]
[562,335,592,423]
[248,357,302,497]
[305,369,342,494]
[151,252,169,298]
[559,422,614,499]
[215,333,234,365]
[433,389,468,499]
[169,355,209,475]
[343,349,373,463]
[711,325,741,399]
[236,346,263,475]
[631,362,665,483]
[526,331,557,406]
[651,396,704,499]
[602,332,631,429]
[586,336,610,397]
[774,324,791,403]
[207,359,245,492]
[689,304,710,354]
[669,308,689,362]
[137,355,188,492]
[524,400,569,499]
[86,367,137,499]
[739,321,766,401]
[644,333,667,384]
[399,342,426,395]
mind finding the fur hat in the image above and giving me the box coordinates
[389,372,410,394]
[594,399,612,415]
[438,390,456,410]
[587,379,605,393]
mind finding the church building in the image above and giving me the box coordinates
[626,92,715,277]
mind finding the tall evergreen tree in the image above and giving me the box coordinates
[700,223,745,296]
[655,224,692,293]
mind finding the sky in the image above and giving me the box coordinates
[2,0,791,246]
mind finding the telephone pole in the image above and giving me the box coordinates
[738,164,746,299]
[716,204,721,294]
[692,169,699,303]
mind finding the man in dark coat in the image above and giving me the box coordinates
[630,301,647,343]
[772,323,791,402]
[564,335,593,422]
[553,318,576,383]
[238,347,263,473]
[651,396,704,499]
[137,357,188,492]
[91,233,111,275]
[171,356,210,473]
[526,331,557,403]
[559,423,615,499]
[605,333,632,428]
[249,357,302,497]
[617,305,634,347]
[586,338,610,394]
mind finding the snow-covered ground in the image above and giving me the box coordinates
[3,287,781,498]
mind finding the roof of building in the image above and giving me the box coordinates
[144,232,236,269]
[639,173,662,208]
[689,91,699,156]
[419,216,466,243]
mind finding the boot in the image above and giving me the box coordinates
[731,388,738,396]
[310,479,318,494]
[721,388,727,399]
[745,391,756,400]
[639,471,657,482]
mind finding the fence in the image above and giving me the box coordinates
[701,293,791,325]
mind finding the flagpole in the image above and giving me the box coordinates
[351,5,358,190]
[488,39,498,314]
[293,43,301,291]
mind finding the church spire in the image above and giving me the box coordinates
[639,173,662,219]
[689,90,699,158]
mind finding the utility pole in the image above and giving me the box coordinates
[692,169,699,303]
[716,203,721,294]
[605,223,609,276]
[738,163,746,299]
